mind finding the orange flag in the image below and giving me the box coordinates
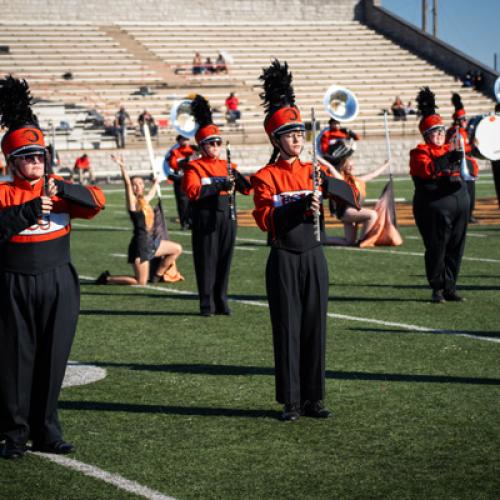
[360,181,403,248]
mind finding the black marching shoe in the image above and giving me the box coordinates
[443,290,465,302]
[0,440,27,460]
[431,289,446,304]
[302,400,332,418]
[95,270,110,285]
[280,403,301,422]
[32,440,75,455]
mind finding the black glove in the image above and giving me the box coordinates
[54,179,101,208]
[215,178,233,191]
[0,198,43,242]
[434,153,461,176]
[233,170,252,192]
[272,195,311,237]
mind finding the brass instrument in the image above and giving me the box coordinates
[323,85,359,122]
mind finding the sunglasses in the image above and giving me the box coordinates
[205,139,222,146]
[16,153,45,163]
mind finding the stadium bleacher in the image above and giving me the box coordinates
[0,19,495,177]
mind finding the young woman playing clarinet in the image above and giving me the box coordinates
[251,60,358,421]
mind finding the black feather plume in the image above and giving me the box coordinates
[0,75,38,130]
[259,59,296,115]
[191,94,213,128]
[416,86,438,118]
[451,92,464,112]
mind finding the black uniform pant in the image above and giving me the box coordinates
[191,208,235,314]
[266,246,329,405]
[413,185,469,292]
[466,180,476,217]
[173,178,191,229]
[491,160,500,208]
[0,264,79,446]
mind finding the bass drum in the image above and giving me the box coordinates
[467,114,500,160]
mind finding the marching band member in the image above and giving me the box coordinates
[0,76,105,459]
[182,95,251,316]
[445,93,479,223]
[164,134,195,230]
[410,87,469,304]
[251,60,358,421]
[319,117,360,166]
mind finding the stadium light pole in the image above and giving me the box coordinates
[432,0,438,37]
[422,0,428,32]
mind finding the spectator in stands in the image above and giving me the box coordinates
[405,101,417,115]
[391,96,406,121]
[96,155,184,286]
[73,153,95,184]
[225,92,241,126]
[473,71,484,91]
[463,70,473,88]
[204,57,216,74]
[216,52,228,74]
[115,106,131,148]
[138,110,158,137]
[103,118,117,137]
[192,52,203,75]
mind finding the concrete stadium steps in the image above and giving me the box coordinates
[0,22,164,86]
[1,19,495,150]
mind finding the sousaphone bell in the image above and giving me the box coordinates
[170,99,198,139]
[323,85,359,122]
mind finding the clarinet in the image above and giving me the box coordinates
[310,108,321,242]
[226,142,236,221]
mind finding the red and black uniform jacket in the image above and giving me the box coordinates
[182,156,251,212]
[410,143,471,197]
[167,144,195,180]
[444,126,479,177]
[251,157,358,253]
[320,128,359,155]
[0,175,105,274]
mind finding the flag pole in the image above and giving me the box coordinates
[143,123,162,198]
[383,111,397,225]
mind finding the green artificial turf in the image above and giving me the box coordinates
[1,176,499,499]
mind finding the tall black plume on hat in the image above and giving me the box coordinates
[0,75,38,130]
[451,92,464,113]
[191,94,213,127]
[259,59,296,115]
[416,86,438,118]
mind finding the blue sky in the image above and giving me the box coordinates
[381,0,500,71]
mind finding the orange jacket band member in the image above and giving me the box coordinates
[0,76,105,460]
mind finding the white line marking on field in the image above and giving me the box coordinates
[332,246,500,264]
[32,453,175,500]
[80,276,500,344]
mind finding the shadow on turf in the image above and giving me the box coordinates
[59,400,279,419]
[78,361,500,385]
[353,326,500,339]
[80,309,200,317]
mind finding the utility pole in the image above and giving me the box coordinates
[433,0,438,37]
[422,0,428,33]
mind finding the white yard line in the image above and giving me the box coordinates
[331,246,500,264]
[32,453,175,500]
[81,276,500,344]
